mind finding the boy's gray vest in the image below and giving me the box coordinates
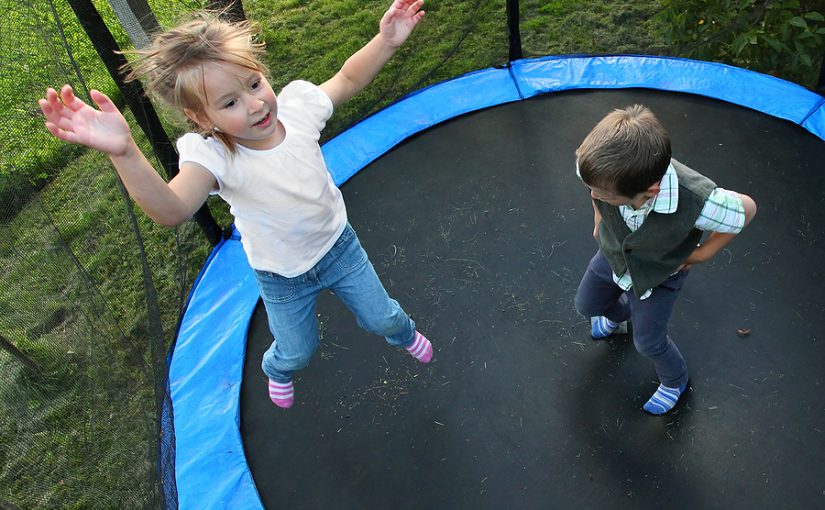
[595,159,716,298]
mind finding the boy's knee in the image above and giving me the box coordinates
[633,335,669,359]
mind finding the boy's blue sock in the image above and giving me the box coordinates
[643,382,687,415]
[590,316,628,339]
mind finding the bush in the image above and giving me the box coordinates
[654,0,825,90]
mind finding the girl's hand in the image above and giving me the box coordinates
[379,0,425,48]
[39,85,134,157]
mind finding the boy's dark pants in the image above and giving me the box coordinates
[574,250,690,389]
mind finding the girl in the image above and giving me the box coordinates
[39,0,432,409]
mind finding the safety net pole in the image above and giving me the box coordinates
[506,0,522,62]
[66,0,223,246]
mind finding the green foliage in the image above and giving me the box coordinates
[654,0,825,89]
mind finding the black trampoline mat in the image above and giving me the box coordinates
[240,89,825,509]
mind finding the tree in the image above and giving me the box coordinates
[654,0,825,89]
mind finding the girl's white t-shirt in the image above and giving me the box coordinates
[177,80,347,277]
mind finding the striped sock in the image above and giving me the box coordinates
[405,330,433,363]
[590,316,627,339]
[643,382,687,415]
[268,379,294,409]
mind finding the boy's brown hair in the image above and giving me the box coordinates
[121,12,268,153]
[576,105,671,198]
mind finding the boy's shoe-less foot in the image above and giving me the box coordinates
[590,316,628,339]
[405,330,433,363]
[643,382,688,415]
[268,379,294,409]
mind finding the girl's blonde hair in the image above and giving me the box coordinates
[576,105,672,198]
[122,12,268,152]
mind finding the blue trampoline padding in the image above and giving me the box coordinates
[804,101,825,139]
[168,55,824,509]
[511,55,825,140]
[170,227,263,510]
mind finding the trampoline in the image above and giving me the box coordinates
[168,56,825,509]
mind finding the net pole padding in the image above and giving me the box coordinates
[107,0,161,49]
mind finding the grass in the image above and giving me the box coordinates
[245,0,514,137]
[521,0,664,55]
[0,0,822,508]
[0,119,209,508]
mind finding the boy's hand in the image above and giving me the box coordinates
[379,0,425,48]
[679,232,736,271]
[39,85,134,157]
[679,248,702,270]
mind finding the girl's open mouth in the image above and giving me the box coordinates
[254,113,271,127]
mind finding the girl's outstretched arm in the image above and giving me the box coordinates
[379,0,427,47]
[40,85,133,156]
[320,0,425,107]
[39,85,216,227]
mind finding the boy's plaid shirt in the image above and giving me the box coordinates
[615,163,745,298]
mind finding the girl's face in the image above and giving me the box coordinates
[188,61,283,150]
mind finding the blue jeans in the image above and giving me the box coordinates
[254,223,416,383]
[574,250,690,388]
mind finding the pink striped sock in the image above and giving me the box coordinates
[405,331,433,363]
[268,379,294,409]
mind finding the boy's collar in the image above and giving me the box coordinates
[620,163,678,214]
[650,163,678,214]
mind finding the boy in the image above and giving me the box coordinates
[573,105,757,415]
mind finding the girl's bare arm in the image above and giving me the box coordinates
[320,0,425,107]
[40,85,216,227]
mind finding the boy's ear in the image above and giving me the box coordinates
[645,181,662,197]
[184,108,212,130]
